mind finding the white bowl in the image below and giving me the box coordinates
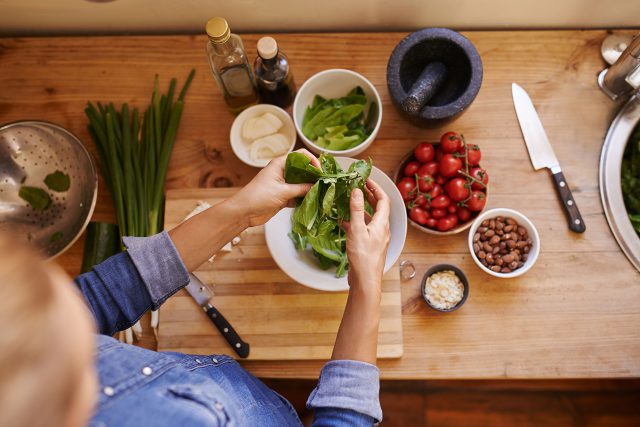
[292,69,382,157]
[467,208,540,279]
[264,157,407,292]
[229,104,297,168]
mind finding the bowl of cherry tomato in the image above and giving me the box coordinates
[394,131,489,234]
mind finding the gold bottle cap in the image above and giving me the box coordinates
[257,36,278,60]
[206,17,231,44]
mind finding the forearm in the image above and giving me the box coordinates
[331,285,381,365]
[75,232,189,335]
[168,197,249,271]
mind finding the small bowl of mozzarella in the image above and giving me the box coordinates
[230,104,297,168]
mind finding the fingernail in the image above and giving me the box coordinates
[352,189,362,200]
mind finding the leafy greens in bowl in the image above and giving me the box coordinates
[301,86,377,151]
[265,153,407,292]
[285,152,372,277]
[292,69,382,157]
[622,122,640,234]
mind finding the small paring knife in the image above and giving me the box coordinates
[185,273,250,358]
[511,83,586,233]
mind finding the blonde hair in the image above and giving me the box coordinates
[0,233,83,427]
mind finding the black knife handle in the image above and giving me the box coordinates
[204,304,250,358]
[551,170,586,233]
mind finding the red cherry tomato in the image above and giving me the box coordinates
[416,172,434,192]
[457,206,472,222]
[409,206,429,225]
[414,142,435,163]
[403,161,421,177]
[418,161,439,177]
[431,208,447,219]
[466,190,487,212]
[435,147,445,162]
[436,175,446,185]
[426,218,438,229]
[470,167,489,190]
[439,154,463,178]
[397,177,416,201]
[429,183,442,199]
[440,131,463,153]
[436,215,458,232]
[444,177,471,202]
[414,193,429,208]
[447,204,457,214]
[448,213,459,227]
[466,144,482,166]
[431,195,451,209]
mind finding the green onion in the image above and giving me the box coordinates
[85,69,196,243]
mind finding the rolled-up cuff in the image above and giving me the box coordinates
[307,359,382,422]
[123,231,189,309]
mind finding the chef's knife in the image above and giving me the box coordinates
[185,273,250,358]
[511,83,586,233]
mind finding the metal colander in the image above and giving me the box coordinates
[0,121,97,259]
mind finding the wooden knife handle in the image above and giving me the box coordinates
[551,170,586,233]
[204,304,250,358]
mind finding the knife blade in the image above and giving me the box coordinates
[511,83,586,233]
[185,273,250,358]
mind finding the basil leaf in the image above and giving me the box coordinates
[19,186,52,212]
[322,183,336,216]
[49,231,64,243]
[319,153,337,174]
[288,231,308,250]
[335,256,349,278]
[284,152,323,184]
[44,170,70,192]
[294,181,319,230]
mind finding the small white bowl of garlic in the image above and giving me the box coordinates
[230,104,297,168]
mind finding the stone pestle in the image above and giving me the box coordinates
[400,62,448,116]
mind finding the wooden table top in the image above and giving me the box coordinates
[1,30,639,379]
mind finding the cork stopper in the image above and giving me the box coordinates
[257,36,278,60]
[206,17,231,44]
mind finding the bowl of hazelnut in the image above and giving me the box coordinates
[467,208,540,278]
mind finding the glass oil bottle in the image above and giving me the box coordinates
[205,17,259,114]
[254,36,296,108]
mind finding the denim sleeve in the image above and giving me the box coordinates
[307,360,382,426]
[74,231,189,336]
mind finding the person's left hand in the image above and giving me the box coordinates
[230,149,321,227]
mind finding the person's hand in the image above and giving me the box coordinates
[229,149,321,227]
[341,179,391,294]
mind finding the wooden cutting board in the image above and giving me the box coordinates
[158,188,403,360]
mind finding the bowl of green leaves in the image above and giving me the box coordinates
[264,152,407,292]
[293,69,382,156]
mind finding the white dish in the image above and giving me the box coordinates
[292,69,382,157]
[229,104,297,168]
[265,157,407,292]
[467,208,540,278]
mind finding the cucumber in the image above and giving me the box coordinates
[81,222,120,273]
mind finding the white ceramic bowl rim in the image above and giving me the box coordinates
[467,208,540,278]
[292,68,383,156]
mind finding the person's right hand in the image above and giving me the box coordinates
[342,179,391,294]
